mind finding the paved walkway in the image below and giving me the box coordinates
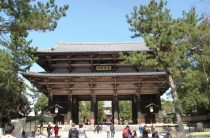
[40,131,140,138]
[37,130,157,138]
[59,131,125,138]
[32,124,170,138]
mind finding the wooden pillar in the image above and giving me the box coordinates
[67,55,72,72]
[72,96,77,124]
[75,100,79,124]
[95,100,98,124]
[46,55,52,72]
[91,94,96,125]
[156,94,162,123]
[67,92,72,125]
[48,89,53,109]
[132,95,137,124]
[137,93,142,124]
[90,53,94,72]
[113,53,117,71]
[113,92,119,124]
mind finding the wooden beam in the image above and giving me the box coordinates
[46,55,52,71]
[47,87,162,91]
[39,80,164,85]
[39,57,123,61]
[67,55,72,72]
[49,63,135,68]
[90,53,93,71]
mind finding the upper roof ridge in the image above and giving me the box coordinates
[37,41,148,53]
[56,41,144,46]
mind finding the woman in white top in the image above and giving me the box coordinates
[78,123,86,138]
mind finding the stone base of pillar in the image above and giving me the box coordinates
[138,116,145,124]
[155,113,160,123]
[90,118,95,125]
[114,119,118,124]
[66,112,72,125]
[137,118,141,124]
[69,120,72,125]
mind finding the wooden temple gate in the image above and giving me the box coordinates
[23,42,169,125]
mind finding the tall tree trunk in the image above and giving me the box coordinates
[168,74,186,138]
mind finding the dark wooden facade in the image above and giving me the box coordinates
[23,42,169,124]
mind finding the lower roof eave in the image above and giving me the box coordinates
[22,71,167,78]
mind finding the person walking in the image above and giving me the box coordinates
[131,130,137,138]
[96,124,100,134]
[110,123,115,138]
[2,122,16,138]
[139,124,143,137]
[163,132,172,138]
[47,124,52,138]
[152,127,159,138]
[122,125,132,138]
[142,125,150,138]
[54,124,59,137]
[106,124,111,138]
[78,123,86,138]
[68,123,79,138]
[21,130,26,138]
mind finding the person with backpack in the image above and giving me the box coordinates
[131,130,137,138]
[47,124,52,138]
[96,124,100,134]
[110,123,115,138]
[139,124,143,137]
[78,122,86,138]
[142,125,150,138]
[152,127,159,138]
[163,132,172,138]
[54,124,59,137]
[122,125,132,138]
[68,123,79,138]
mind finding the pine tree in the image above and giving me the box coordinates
[0,0,68,120]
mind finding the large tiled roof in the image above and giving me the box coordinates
[37,42,149,53]
[22,71,166,77]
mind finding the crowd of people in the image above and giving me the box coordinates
[0,121,173,138]
[121,124,173,138]
[93,123,115,138]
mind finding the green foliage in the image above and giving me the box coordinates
[78,101,91,123]
[0,0,69,33]
[126,1,210,135]
[161,98,175,123]
[127,0,210,118]
[97,101,106,122]
[161,99,174,114]
[78,101,106,123]
[19,94,31,116]
[0,49,14,73]
[119,101,132,123]
[34,94,48,114]
[0,0,69,71]
[0,49,24,117]
[190,132,210,138]
[178,69,209,114]
[0,0,68,119]
[126,0,191,72]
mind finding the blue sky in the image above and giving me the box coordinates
[29,0,208,72]
[29,0,208,48]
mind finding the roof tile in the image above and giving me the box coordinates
[37,42,149,53]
